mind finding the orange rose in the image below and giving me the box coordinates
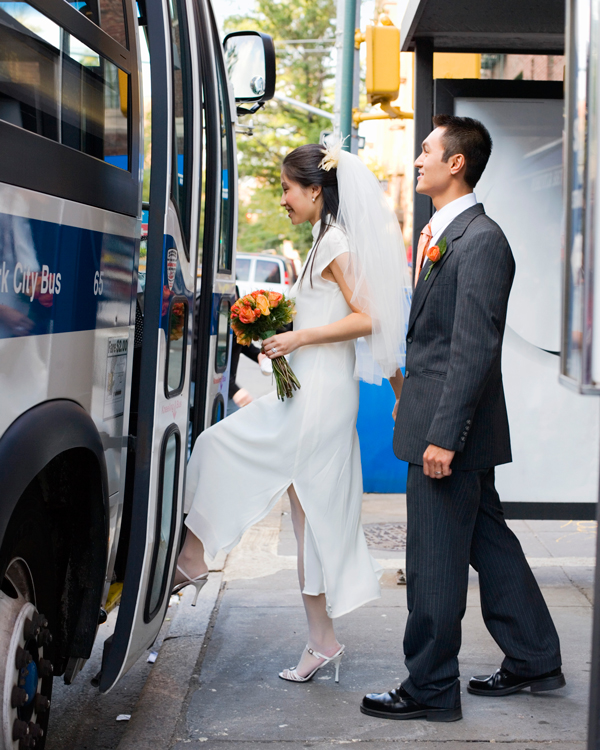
[426,245,441,263]
[255,294,270,315]
[253,308,262,321]
[238,305,255,324]
[268,292,283,307]
[241,295,255,308]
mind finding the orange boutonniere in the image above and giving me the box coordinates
[424,237,448,281]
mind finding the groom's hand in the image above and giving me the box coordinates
[423,444,455,478]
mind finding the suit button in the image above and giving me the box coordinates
[466,419,472,425]
[407,336,413,343]
[405,370,410,378]
[460,437,466,442]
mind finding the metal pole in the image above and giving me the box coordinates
[333,0,344,138]
[340,0,357,150]
[589,490,600,750]
[588,411,600,750]
[350,0,361,154]
[274,93,334,121]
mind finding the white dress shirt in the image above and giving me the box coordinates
[429,192,478,246]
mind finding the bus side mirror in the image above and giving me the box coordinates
[223,31,276,115]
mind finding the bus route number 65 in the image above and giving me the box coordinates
[94,271,105,296]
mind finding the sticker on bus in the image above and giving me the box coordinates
[105,337,129,419]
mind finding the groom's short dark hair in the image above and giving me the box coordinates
[432,115,492,188]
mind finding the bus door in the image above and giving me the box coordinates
[190,0,236,436]
[190,18,276,441]
[97,0,275,691]
[98,0,200,692]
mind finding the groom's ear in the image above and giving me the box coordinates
[448,153,467,178]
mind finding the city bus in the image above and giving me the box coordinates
[0,0,275,745]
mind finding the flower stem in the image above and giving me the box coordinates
[271,356,301,400]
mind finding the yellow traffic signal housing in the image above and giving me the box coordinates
[366,18,400,105]
[352,15,412,126]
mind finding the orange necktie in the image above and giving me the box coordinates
[415,223,433,284]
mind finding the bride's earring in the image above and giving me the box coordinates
[312,197,316,203]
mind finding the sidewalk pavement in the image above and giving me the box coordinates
[117,493,595,750]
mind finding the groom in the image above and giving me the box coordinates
[361,115,564,722]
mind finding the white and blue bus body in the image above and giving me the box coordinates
[0,0,274,745]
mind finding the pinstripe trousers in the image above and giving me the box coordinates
[402,465,562,709]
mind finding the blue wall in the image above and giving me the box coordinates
[357,380,408,493]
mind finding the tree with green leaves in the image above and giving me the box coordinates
[225,0,336,256]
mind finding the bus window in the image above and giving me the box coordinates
[215,297,231,372]
[211,394,225,426]
[196,89,207,278]
[0,1,130,169]
[70,0,129,49]
[216,56,234,273]
[168,0,192,251]
[145,427,180,621]
[166,297,188,396]
[138,17,151,202]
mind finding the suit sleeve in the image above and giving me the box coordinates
[241,343,261,363]
[425,228,515,452]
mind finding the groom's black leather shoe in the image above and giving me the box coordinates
[360,686,462,722]
[467,667,566,696]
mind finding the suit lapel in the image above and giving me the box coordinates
[408,204,485,332]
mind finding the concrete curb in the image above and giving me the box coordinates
[115,571,223,750]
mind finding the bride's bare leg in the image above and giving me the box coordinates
[174,528,209,586]
[287,484,342,677]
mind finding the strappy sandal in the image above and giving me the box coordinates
[171,565,208,606]
[278,645,345,683]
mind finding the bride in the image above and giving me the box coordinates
[175,141,411,683]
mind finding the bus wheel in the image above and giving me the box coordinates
[0,498,55,750]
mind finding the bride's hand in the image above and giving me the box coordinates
[263,331,301,359]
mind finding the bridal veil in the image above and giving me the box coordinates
[321,143,412,384]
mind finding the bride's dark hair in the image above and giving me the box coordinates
[282,144,339,286]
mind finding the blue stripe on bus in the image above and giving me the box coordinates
[0,211,136,339]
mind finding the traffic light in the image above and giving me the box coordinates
[365,16,400,104]
[353,15,412,126]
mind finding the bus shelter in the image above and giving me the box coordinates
[400,0,599,746]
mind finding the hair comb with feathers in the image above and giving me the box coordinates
[319,139,344,172]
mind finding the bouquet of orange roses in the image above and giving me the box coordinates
[230,290,301,400]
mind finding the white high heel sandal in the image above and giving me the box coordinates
[172,565,208,606]
[279,645,345,684]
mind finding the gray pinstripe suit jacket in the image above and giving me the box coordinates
[393,204,515,470]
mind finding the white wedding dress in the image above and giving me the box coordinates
[184,221,382,618]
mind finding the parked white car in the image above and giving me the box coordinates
[235,253,298,299]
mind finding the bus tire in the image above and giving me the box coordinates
[0,481,57,750]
